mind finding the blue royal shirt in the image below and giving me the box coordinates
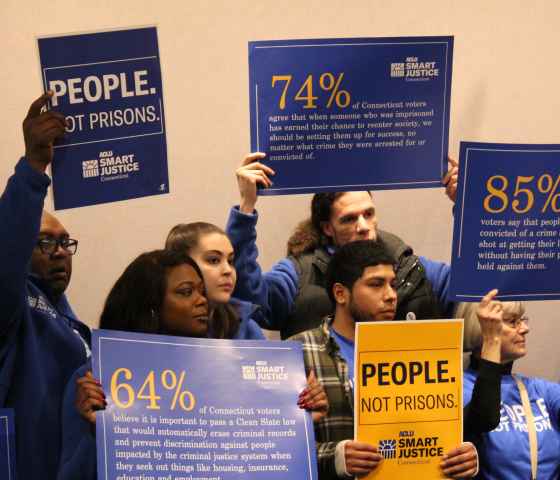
[464,368,560,479]
[330,327,355,390]
[0,158,91,480]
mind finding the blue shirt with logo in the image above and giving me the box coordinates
[464,368,560,479]
[0,158,90,480]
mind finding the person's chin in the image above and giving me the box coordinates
[211,292,232,304]
[192,319,209,337]
[47,277,69,297]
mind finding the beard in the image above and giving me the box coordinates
[349,299,377,323]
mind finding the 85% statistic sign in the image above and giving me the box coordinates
[450,142,560,301]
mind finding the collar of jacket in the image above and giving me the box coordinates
[311,229,413,275]
[317,315,344,357]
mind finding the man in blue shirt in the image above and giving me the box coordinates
[0,92,90,479]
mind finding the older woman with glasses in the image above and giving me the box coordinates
[459,290,560,479]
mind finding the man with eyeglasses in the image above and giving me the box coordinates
[0,92,90,480]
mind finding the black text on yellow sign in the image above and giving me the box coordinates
[355,320,463,479]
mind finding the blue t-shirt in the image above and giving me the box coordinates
[330,328,355,390]
[464,369,560,479]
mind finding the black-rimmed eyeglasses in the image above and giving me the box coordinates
[36,237,78,256]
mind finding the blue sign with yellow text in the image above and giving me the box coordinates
[93,329,317,480]
[450,142,560,301]
[249,36,453,194]
[38,27,168,209]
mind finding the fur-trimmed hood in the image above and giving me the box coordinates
[286,218,322,257]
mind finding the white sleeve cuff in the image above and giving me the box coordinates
[335,440,351,478]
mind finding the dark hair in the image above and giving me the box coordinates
[165,222,226,252]
[311,191,372,247]
[165,222,239,339]
[326,240,395,303]
[99,249,204,334]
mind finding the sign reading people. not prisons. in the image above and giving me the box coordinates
[38,27,169,209]
[355,320,463,479]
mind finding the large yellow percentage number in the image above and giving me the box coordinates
[511,176,535,214]
[137,371,161,410]
[110,368,195,411]
[294,75,318,109]
[483,173,560,214]
[111,368,135,409]
[271,73,351,110]
[483,175,509,213]
[271,75,292,110]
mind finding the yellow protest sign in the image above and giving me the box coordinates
[355,320,463,479]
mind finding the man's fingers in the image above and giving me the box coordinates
[33,111,67,130]
[347,441,378,453]
[242,152,266,166]
[346,442,383,476]
[40,126,66,144]
[26,92,52,120]
[347,456,382,475]
[441,460,477,477]
[448,156,459,167]
[479,288,499,307]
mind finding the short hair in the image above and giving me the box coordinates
[99,249,203,334]
[165,222,240,339]
[456,300,526,352]
[326,240,396,303]
[165,222,226,253]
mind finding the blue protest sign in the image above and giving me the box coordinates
[450,142,560,301]
[37,27,169,209]
[93,329,318,480]
[0,409,16,480]
[249,36,453,195]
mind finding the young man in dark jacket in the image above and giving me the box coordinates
[226,152,456,338]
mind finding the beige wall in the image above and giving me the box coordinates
[1,0,558,380]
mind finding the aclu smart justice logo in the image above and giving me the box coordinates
[391,57,439,81]
[241,360,288,385]
[379,431,443,462]
[82,150,140,182]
